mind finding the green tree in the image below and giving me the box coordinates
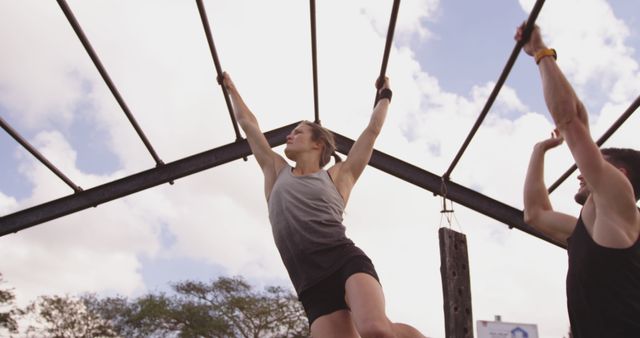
[173,276,308,338]
[18,277,309,338]
[0,273,19,334]
[19,276,308,338]
[23,294,116,338]
[107,293,231,338]
[80,294,145,338]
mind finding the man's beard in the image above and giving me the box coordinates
[574,188,589,205]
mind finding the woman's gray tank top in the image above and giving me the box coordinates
[267,165,365,295]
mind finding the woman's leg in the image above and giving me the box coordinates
[345,273,427,338]
[310,309,359,338]
[301,262,362,338]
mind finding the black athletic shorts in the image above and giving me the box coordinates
[298,255,380,326]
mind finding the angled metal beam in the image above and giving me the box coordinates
[374,0,400,105]
[548,93,640,193]
[0,122,298,237]
[2,119,564,249]
[1,116,82,193]
[442,0,546,180]
[57,0,163,166]
[332,130,565,249]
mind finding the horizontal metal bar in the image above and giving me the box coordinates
[195,0,244,143]
[332,131,565,249]
[57,0,164,166]
[0,122,298,237]
[548,93,640,193]
[442,0,546,180]
[309,0,320,124]
[1,116,82,193]
[374,0,400,106]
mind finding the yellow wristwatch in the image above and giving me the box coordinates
[534,48,557,64]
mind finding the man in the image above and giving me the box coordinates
[518,24,640,338]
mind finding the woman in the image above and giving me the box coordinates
[222,72,425,338]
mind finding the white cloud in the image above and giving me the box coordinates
[0,1,93,129]
[0,131,160,303]
[362,0,440,43]
[0,192,18,215]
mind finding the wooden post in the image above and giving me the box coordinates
[439,227,473,338]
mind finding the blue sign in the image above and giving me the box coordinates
[511,327,528,338]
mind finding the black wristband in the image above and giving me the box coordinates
[376,88,393,104]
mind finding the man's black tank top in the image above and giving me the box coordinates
[566,212,640,338]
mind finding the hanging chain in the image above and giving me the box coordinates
[439,178,461,230]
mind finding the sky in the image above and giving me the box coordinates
[1,1,639,337]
